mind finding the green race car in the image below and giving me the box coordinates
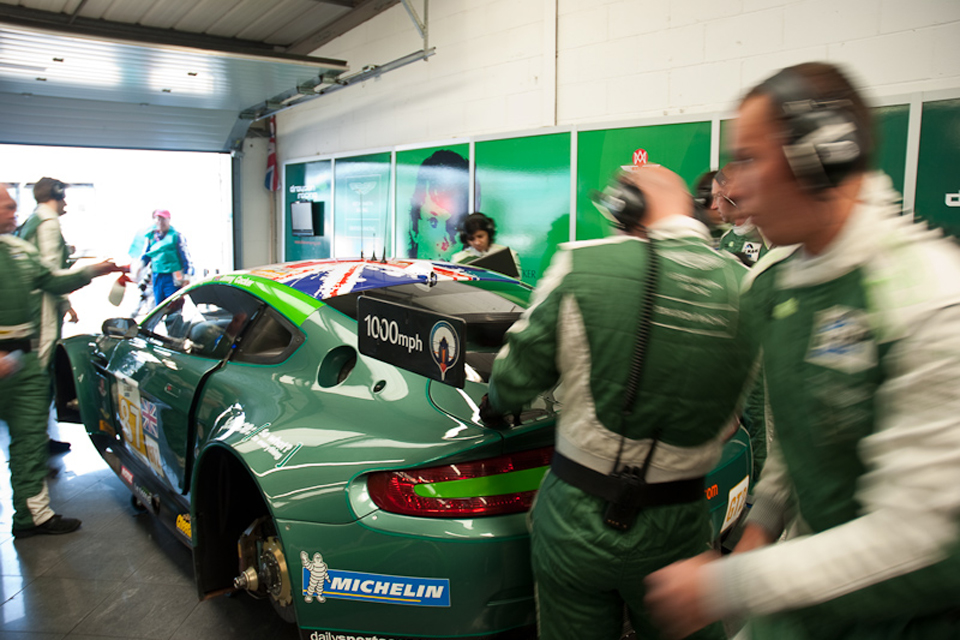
[53,258,751,640]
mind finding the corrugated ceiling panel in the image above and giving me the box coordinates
[17,0,70,12]
[205,0,280,39]
[255,2,348,45]
[0,91,238,151]
[101,0,151,24]
[173,0,246,35]
[75,0,114,20]
[138,0,206,31]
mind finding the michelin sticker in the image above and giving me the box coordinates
[302,551,450,607]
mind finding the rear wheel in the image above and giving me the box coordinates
[233,515,296,624]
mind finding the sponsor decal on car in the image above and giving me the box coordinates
[141,400,159,438]
[176,513,191,540]
[99,419,115,437]
[301,551,450,607]
[722,476,750,532]
[120,465,134,485]
[233,422,302,468]
[429,321,459,383]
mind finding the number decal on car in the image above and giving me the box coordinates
[722,476,749,532]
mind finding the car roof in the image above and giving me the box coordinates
[203,259,521,325]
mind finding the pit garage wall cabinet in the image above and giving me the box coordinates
[282,99,960,286]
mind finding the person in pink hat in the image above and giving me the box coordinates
[139,209,192,308]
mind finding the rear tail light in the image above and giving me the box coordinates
[367,446,554,517]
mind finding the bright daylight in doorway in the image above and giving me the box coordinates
[0,144,233,337]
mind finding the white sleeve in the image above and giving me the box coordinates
[36,218,62,269]
[705,304,960,618]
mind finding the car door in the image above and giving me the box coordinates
[105,284,260,493]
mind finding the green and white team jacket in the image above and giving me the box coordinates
[704,173,960,631]
[489,215,758,482]
[719,222,769,265]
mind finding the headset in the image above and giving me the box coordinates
[50,180,66,201]
[458,212,497,246]
[34,177,66,202]
[759,67,864,192]
[590,173,647,231]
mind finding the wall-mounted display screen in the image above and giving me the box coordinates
[291,201,324,237]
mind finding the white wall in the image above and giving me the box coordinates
[246,0,960,257]
[277,0,960,158]
[238,137,277,268]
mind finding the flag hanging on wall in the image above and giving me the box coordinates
[265,116,278,191]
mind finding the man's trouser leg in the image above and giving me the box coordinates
[152,272,177,308]
[1,352,55,529]
[531,473,725,640]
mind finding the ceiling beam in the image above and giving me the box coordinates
[286,0,399,56]
[0,4,347,69]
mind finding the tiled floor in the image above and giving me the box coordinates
[0,420,301,640]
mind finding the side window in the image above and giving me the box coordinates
[233,307,303,365]
[143,285,261,359]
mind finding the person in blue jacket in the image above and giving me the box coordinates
[140,209,192,308]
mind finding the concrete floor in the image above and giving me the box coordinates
[0,420,300,640]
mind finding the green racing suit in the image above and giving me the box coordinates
[488,215,758,640]
[700,173,960,638]
[0,234,95,529]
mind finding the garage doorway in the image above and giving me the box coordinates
[0,144,233,336]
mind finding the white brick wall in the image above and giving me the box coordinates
[268,0,960,194]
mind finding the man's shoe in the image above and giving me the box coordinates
[12,515,82,538]
[48,439,71,454]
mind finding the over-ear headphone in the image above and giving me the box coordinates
[759,68,863,192]
[50,180,66,201]
[591,174,647,231]
[458,212,496,246]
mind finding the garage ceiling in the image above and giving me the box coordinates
[0,0,407,152]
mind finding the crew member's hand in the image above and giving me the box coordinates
[89,260,124,277]
[645,551,720,639]
[65,306,79,323]
[478,394,508,429]
[0,351,12,379]
[732,523,775,554]
[174,270,184,285]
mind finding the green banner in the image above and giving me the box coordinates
[916,99,960,237]
[334,152,392,259]
[395,145,471,261]
[284,160,332,262]
[475,133,571,283]
[576,122,711,241]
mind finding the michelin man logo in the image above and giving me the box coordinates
[302,551,328,603]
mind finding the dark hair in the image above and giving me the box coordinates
[33,177,66,203]
[407,150,470,258]
[744,61,873,172]
[694,170,717,208]
[458,212,496,247]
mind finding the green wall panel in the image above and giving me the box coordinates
[475,133,571,284]
[916,99,960,237]
[283,160,332,262]
[395,145,471,261]
[872,104,909,197]
[576,122,711,241]
[334,152,392,258]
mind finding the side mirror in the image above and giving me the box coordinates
[102,317,138,338]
